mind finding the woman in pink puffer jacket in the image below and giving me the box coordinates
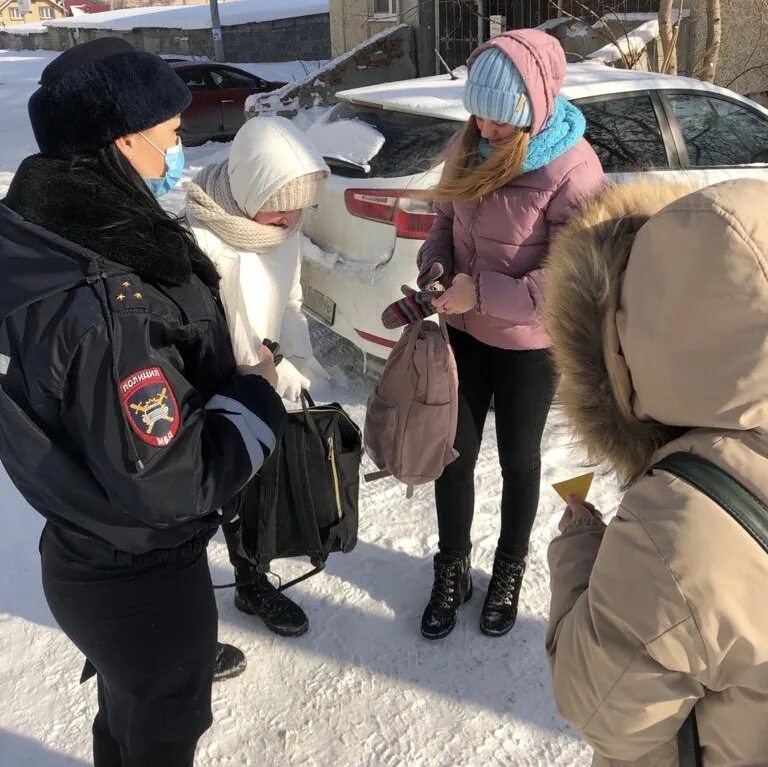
[418,29,604,641]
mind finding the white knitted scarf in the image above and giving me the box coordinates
[185,161,300,252]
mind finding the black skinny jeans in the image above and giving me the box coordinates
[435,327,556,560]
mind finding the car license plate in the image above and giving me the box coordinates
[302,282,336,326]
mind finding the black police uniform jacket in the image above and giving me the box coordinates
[0,156,286,554]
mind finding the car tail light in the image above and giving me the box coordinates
[344,188,436,240]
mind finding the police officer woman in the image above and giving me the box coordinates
[0,38,286,766]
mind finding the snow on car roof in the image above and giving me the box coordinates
[43,0,327,31]
[335,63,753,122]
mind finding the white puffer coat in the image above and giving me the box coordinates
[188,117,329,401]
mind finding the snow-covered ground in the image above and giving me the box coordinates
[0,49,616,767]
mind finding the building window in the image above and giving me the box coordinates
[372,0,398,18]
[9,6,24,18]
[39,6,55,18]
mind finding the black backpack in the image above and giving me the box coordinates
[653,452,768,767]
[233,392,361,586]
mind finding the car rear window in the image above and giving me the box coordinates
[324,103,460,178]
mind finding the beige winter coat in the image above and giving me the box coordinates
[544,179,768,766]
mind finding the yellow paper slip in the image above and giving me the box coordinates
[552,472,594,503]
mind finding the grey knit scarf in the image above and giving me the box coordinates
[185,161,300,252]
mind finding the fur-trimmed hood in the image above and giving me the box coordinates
[546,178,768,483]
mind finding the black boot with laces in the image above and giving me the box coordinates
[235,572,309,638]
[420,553,472,640]
[480,550,526,637]
[213,642,247,682]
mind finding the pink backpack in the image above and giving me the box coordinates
[364,319,459,492]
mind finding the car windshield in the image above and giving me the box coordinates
[322,103,460,178]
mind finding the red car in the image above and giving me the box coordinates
[171,62,286,145]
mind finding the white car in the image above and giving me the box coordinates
[301,63,768,358]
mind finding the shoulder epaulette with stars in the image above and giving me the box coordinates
[108,277,146,310]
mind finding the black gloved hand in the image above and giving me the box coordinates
[262,338,284,366]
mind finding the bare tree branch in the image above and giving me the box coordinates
[727,62,768,87]
[546,0,641,70]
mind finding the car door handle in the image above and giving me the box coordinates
[221,99,235,103]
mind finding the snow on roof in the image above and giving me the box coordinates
[2,20,47,34]
[233,60,330,83]
[43,0,327,31]
[587,10,689,65]
[246,23,408,113]
[333,63,744,122]
[587,19,660,64]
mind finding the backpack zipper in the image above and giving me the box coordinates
[327,435,343,520]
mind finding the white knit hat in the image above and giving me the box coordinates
[260,170,327,212]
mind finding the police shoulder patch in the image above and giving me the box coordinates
[120,367,180,447]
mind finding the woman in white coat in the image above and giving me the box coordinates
[186,116,329,637]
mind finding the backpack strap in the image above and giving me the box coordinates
[652,451,768,767]
[654,452,768,553]
[676,706,701,767]
[364,469,391,482]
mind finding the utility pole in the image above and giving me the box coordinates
[209,0,225,62]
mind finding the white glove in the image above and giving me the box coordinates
[275,357,311,403]
[296,355,331,384]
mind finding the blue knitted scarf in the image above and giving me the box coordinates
[477,96,586,174]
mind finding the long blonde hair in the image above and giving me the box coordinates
[422,118,530,203]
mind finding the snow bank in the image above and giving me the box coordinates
[43,0,327,31]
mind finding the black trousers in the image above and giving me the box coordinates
[435,327,556,560]
[40,523,218,767]
[222,518,250,579]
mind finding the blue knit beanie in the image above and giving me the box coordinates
[463,47,532,128]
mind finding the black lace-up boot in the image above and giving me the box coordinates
[212,643,247,682]
[480,551,526,637]
[235,572,309,638]
[420,554,472,640]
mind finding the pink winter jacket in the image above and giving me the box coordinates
[418,30,605,350]
[419,143,604,350]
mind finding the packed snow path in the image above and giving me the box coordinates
[0,49,616,767]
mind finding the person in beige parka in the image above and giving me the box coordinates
[543,178,768,767]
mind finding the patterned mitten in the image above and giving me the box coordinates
[417,261,446,291]
[381,288,441,329]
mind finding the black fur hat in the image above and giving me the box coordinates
[29,37,192,158]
